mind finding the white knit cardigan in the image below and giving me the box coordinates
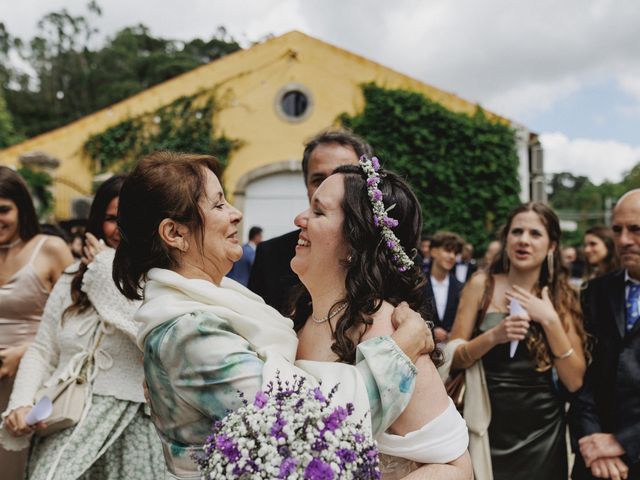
[0,249,144,451]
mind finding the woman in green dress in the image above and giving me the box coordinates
[449,202,590,480]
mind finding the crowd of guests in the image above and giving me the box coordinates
[0,129,637,480]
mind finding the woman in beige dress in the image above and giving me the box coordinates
[0,166,72,479]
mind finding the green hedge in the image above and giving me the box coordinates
[340,83,521,250]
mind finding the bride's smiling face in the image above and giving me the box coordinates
[291,174,350,284]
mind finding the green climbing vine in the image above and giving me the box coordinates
[340,83,521,250]
[83,93,240,172]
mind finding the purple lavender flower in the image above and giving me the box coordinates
[354,432,365,443]
[214,434,241,462]
[371,157,380,171]
[324,406,348,432]
[304,458,334,480]
[398,266,407,272]
[312,387,326,403]
[372,189,383,201]
[367,177,378,186]
[311,438,329,452]
[386,240,396,249]
[337,448,357,463]
[270,415,288,440]
[279,457,298,478]
[373,215,379,227]
[254,391,268,408]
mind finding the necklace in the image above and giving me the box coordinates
[0,238,22,249]
[311,302,348,324]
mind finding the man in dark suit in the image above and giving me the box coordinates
[248,130,372,314]
[454,242,477,283]
[424,231,464,343]
[570,189,640,480]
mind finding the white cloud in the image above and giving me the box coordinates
[2,0,640,152]
[541,132,640,184]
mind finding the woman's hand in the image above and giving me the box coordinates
[81,232,108,265]
[4,406,46,437]
[490,313,530,345]
[506,285,560,327]
[0,345,29,379]
[391,302,435,362]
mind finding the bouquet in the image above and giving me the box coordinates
[197,374,380,479]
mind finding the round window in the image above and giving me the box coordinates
[281,90,308,118]
[275,84,313,123]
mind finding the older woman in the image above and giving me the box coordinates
[112,151,433,479]
[0,166,73,479]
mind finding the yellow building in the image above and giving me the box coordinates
[0,31,541,240]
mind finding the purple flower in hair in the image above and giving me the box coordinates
[373,216,379,227]
[367,177,378,186]
[383,217,399,228]
[386,240,396,249]
[371,157,380,171]
[372,189,383,201]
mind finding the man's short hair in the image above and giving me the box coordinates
[430,231,464,254]
[248,226,263,241]
[301,130,373,184]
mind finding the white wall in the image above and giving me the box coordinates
[241,171,309,242]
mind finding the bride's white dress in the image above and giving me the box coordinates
[378,398,469,479]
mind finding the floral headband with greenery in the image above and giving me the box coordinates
[359,155,415,272]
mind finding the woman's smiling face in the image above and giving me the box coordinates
[291,174,349,284]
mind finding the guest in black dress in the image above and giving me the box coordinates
[449,203,590,480]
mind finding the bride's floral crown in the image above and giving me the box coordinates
[359,155,415,273]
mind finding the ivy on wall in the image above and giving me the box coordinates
[84,93,240,173]
[340,83,521,250]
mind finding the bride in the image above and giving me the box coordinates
[292,158,472,479]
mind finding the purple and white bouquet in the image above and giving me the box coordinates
[197,375,380,479]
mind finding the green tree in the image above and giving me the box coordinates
[340,83,521,250]
[0,91,22,147]
[1,2,241,140]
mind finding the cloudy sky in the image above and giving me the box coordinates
[3,0,639,184]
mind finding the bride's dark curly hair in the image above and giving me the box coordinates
[290,164,441,366]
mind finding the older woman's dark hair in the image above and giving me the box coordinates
[113,151,221,300]
[291,164,440,365]
[65,174,126,318]
[0,166,40,241]
[585,225,619,278]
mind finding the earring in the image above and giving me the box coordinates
[547,251,554,282]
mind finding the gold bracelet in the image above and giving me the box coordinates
[554,347,574,360]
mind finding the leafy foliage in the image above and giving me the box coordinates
[549,167,640,246]
[0,3,241,141]
[83,94,239,172]
[0,92,22,147]
[340,83,521,250]
[17,166,53,217]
